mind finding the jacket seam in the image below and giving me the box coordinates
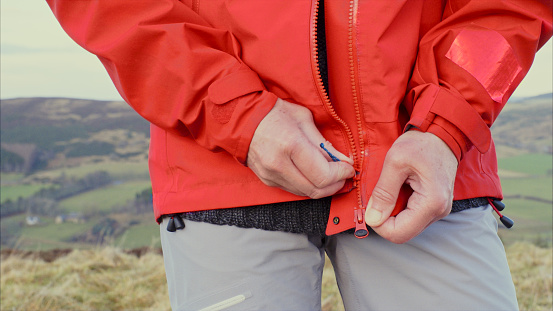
[156,130,175,210]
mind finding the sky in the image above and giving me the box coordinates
[1,0,552,101]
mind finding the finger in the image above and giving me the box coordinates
[252,152,314,196]
[290,141,355,190]
[364,156,408,227]
[248,129,352,198]
[371,185,452,243]
[293,122,356,185]
[299,121,354,165]
[370,203,437,244]
[263,157,349,198]
[319,141,354,165]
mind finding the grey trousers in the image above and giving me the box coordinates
[160,205,518,311]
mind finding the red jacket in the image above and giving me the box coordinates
[48,0,552,235]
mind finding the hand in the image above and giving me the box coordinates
[247,99,355,199]
[364,130,458,243]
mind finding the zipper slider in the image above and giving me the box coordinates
[354,208,368,238]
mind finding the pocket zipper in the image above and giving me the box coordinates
[199,293,250,311]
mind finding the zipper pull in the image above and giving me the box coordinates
[320,143,341,162]
[166,216,176,232]
[166,214,185,232]
[354,208,369,238]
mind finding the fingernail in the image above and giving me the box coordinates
[365,208,382,225]
[365,197,382,225]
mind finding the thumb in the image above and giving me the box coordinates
[365,163,407,227]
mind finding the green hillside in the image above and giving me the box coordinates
[495,152,552,245]
[59,181,152,213]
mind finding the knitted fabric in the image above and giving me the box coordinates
[178,197,488,236]
[180,198,331,235]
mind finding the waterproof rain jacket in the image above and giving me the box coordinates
[48,0,552,236]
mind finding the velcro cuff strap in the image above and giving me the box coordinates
[208,69,266,105]
[431,89,491,153]
[405,84,439,130]
[406,85,491,154]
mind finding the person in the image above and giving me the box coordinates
[48,0,552,310]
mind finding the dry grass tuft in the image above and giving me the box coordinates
[1,242,550,311]
[507,242,552,311]
[1,247,170,310]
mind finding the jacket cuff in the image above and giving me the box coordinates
[199,62,278,165]
[427,118,463,163]
[232,91,278,165]
[404,84,491,156]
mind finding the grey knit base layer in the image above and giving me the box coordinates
[175,197,489,236]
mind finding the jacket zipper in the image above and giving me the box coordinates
[312,0,368,238]
[347,0,369,238]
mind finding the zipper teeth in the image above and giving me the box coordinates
[348,0,364,209]
[312,0,358,166]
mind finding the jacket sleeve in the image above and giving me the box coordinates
[404,0,552,162]
[46,0,278,164]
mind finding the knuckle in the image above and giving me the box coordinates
[253,171,277,187]
[255,171,273,184]
[286,139,301,155]
[371,186,397,205]
[385,147,402,162]
[311,174,330,188]
[384,148,409,169]
[294,106,314,122]
[427,193,451,216]
[262,156,284,173]
[261,179,277,187]
[287,138,309,162]
[440,202,453,217]
[308,188,325,199]
[283,137,305,152]
[255,168,280,184]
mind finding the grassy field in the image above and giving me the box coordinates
[2,213,160,251]
[0,160,149,203]
[58,180,152,213]
[501,176,553,201]
[498,199,552,245]
[18,218,98,244]
[114,223,161,249]
[0,173,25,184]
[498,153,553,176]
[1,215,103,251]
[493,152,552,246]
[0,183,53,203]
[28,160,149,181]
